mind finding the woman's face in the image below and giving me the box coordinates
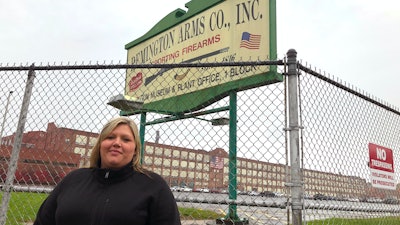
[100,124,136,169]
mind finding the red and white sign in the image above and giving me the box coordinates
[369,143,396,190]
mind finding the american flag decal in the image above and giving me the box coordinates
[210,156,224,169]
[240,32,261,50]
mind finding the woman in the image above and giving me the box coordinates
[34,117,181,225]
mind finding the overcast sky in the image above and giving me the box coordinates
[1,0,400,108]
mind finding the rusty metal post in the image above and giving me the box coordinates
[0,65,36,225]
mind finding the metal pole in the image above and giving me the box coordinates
[0,91,13,145]
[139,112,146,164]
[286,49,303,225]
[0,65,36,225]
[217,91,248,225]
[227,91,239,221]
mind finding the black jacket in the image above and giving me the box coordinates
[34,164,181,225]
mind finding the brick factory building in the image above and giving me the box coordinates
[0,122,398,199]
[0,122,98,185]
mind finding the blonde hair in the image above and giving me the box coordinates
[89,117,146,174]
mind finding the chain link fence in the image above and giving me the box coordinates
[298,61,400,223]
[0,50,399,225]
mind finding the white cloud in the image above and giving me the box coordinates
[1,0,400,107]
[276,0,400,108]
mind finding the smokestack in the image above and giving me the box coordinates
[155,130,160,143]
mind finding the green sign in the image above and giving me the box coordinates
[125,0,281,114]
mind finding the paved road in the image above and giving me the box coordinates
[174,191,400,225]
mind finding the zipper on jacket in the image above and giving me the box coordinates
[105,171,109,178]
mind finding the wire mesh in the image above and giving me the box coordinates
[298,63,400,223]
[0,57,399,225]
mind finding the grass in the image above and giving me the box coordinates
[178,207,224,220]
[3,192,48,225]
[1,192,224,224]
[1,192,400,224]
[305,217,400,225]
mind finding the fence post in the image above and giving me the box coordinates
[139,112,146,164]
[0,65,36,225]
[286,49,303,225]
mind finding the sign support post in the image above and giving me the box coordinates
[217,91,248,225]
[139,112,147,164]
